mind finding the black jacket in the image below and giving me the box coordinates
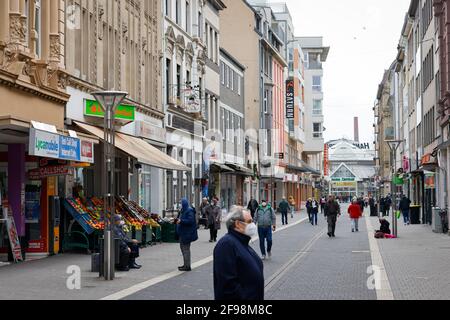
[214,229,264,301]
[399,197,411,211]
[247,199,259,214]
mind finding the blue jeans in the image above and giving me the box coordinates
[403,210,410,224]
[311,212,318,225]
[258,226,273,256]
[281,212,288,225]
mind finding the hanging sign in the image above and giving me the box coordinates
[84,99,135,121]
[286,80,295,119]
[2,204,23,263]
[424,172,436,189]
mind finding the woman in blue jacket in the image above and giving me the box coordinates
[176,198,198,271]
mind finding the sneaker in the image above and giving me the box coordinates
[332,234,336,237]
[327,233,332,238]
[261,255,266,260]
[352,229,355,233]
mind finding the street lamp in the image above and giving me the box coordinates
[92,91,128,281]
[385,139,404,238]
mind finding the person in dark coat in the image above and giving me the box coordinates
[399,195,412,225]
[305,198,313,223]
[380,197,386,217]
[376,218,391,235]
[385,195,392,217]
[112,214,141,271]
[176,198,198,272]
[369,196,376,217]
[214,206,264,300]
[278,197,291,225]
[247,197,259,220]
[206,197,222,242]
[199,197,210,229]
[358,198,365,215]
[324,195,341,238]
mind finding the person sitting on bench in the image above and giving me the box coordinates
[113,214,141,271]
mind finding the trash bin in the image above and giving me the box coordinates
[410,206,421,225]
[91,253,100,273]
[432,208,443,233]
[98,237,121,276]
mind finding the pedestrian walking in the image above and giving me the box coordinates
[306,198,313,223]
[325,195,341,238]
[369,196,376,217]
[213,206,264,300]
[348,199,362,232]
[278,197,291,225]
[358,197,365,215]
[288,196,296,219]
[176,198,199,272]
[380,197,386,217]
[247,196,259,221]
[385,195,392,217]
[199,197,210,229]
[310,199,319,226]
[399,195,412,225]
[206,197,222,242]
[320,197,326,215]
[255,200,276,260]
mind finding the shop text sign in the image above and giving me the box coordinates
[28,165,73,180]
[84,99,135,121]
[29,128,94,163]
[286,80,295,119]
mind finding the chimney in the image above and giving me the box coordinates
[354,117,359,142]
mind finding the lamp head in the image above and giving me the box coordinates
[91,91,128,112]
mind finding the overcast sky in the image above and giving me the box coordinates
[284,0,411,145]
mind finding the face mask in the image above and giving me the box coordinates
[243,222,258,237]
[262,202,267,207]
[120,220,125,226]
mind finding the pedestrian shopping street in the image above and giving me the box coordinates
[1,206,449,300]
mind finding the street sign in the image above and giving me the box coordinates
[2,204,23,263]
[286,80,295,119]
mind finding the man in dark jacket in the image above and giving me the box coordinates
[324,195,341,238]
[206,197,222,242]
[176,198,198,272]
[278,197,291,225]
[112,215,141,271]
[214,206,264,300]
[247,197,259,220]
[369,196,376,217]
[399,195,412,225]
[380,197,386,217]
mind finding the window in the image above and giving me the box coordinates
[165,0,170,16]
[221,108,225,141]
[312,76,322,92]
[230,69,234,91]
[225,110,230,141]
[313,123,322,138]
[176,64,181,99]
[198,12,203,38]
[237,76,241,96]
[263,90,269,113]
[226,65,230,88]
[34,0,41,57]
[205,23,208,56]
[185,1,190,33]
[308,52,322,69]
[221,62,225,84]
[176,0,181,25]
[214,32,218,64]
[166,59,171,104]
[313,100,323,115]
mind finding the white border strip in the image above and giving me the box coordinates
[365,217,394,300]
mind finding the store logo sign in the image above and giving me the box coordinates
[30,129,60,158]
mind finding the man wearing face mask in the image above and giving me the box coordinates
[255,200,276,260]
[213,206,264,300]
[112,214,141,271]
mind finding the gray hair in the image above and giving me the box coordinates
[225,206,248,230]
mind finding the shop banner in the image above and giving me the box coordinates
[80,140,94,163]
[286,80,295,119]
[2,205,23,263]
[425,172,435,189]
[59,135,80,161]
[84,99,135,121]
[28,165,73,180]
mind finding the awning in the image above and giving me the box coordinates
[74,121,190,171]
[225,163,254,176]
[210,162,235,172]
[436,139,450,151]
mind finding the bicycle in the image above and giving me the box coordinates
[439,208,449,234]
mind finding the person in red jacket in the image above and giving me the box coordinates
[348,199,362,232]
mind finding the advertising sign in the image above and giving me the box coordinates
[2,205,23,263]
[28,165,73,180]
[425,172,435,189]
[286,80,295,119]
[59,135,80,161]
[84,99,135,121]
[80,140,94,163]
[29,128,60,159]
[324,144,329,177]
[135,121,166,143]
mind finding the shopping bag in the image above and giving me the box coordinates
[396,211,401,219]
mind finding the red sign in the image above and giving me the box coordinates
[323,144,329,176]
[28,165,72,180]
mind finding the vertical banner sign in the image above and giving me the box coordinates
[323,144,329,177]
[2,205,23,263]
[286,80,295,119]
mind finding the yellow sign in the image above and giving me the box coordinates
[332,181,357,188]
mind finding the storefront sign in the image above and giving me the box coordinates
[28,165,73,180]
[286,80,295,119]
[425,172,435,189]
[80,140,94,163]
[332,181,357,188]
[29,128,93,163]
[2,205,23,262]
[84,99,135,121]
[331,177,355,182]
[135,121,166,143]
[324,144,329,176]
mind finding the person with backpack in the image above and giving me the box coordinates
[278,197,291,225]
[255,200,276,260]
[176,198,199,272]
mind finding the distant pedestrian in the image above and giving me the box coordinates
[380,197,386,217]
[288,196,296,219]
[176,198,199,272]
[247,197,259,220]
[206,197,222,242]
[310,199,319,226]
[306,198,313,223]
[255,200,277,260]
[348,199,362,232]
[199,197,210,229]
[399,195,412,225]
[320,197,326,214]
[369,196,376,217]
[385,195,392,217]
[358,198,365,215]
[325,195,341,238]
[278,197,291,225]
[214,207,264,300]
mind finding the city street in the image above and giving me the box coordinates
[1,205,450,300]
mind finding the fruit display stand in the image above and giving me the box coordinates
[161,222,178,243]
